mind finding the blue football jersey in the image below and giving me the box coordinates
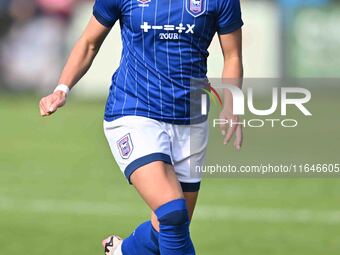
[93,0,243,124]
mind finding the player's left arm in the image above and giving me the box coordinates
[218,28,243,150]
[220,29,243,80]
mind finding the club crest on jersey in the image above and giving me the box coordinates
[117,133,133,159]
[137,0,151,7]
[186,0,206,18]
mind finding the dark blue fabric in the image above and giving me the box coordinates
[180,182,201,192]
[155,199,195,255]
[155,199,187,220]
[93,0,243,124]
[218,20,244,35]
[158,210,189,226]
[122,221,160,255]
[93,9,115,28]
[216,0,243,34]
[93,0,121,28]
[124,153,172,184]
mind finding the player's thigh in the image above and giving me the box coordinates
[171,120,209,192]
[130,161,183,211]
[149,121,207,229]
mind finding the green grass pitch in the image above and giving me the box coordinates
[0,94,339,255]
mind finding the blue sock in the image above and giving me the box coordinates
[121,221,160,255]
[155,199,195,255]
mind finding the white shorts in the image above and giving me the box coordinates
[103,116,208,192]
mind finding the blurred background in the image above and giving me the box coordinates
[1,0,340,255]
[1,0,340,94]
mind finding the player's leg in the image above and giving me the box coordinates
[151,191,199,231]
[183,191,199,220]
[107,191,199,255]
[126,119,207,254]
[124,190,198,255]
[120,161,183,254]
[137,120,208,254]
[148,119,209,242]
[103,116,196,255]
[131,161,183,209]
[122,161,195,255]
[162,119,209,225]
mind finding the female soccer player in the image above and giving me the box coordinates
[39,0,243,254]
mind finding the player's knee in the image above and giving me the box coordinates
[156,199,195,254]
[156,199,189,227]
[158,208,188,226]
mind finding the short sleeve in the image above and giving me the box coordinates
[93,0,121,28]
[216,0,243,35]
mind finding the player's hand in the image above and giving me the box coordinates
[219,108,243,150]
[39,91,67,117]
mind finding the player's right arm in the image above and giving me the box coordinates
[39,16,110,117]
